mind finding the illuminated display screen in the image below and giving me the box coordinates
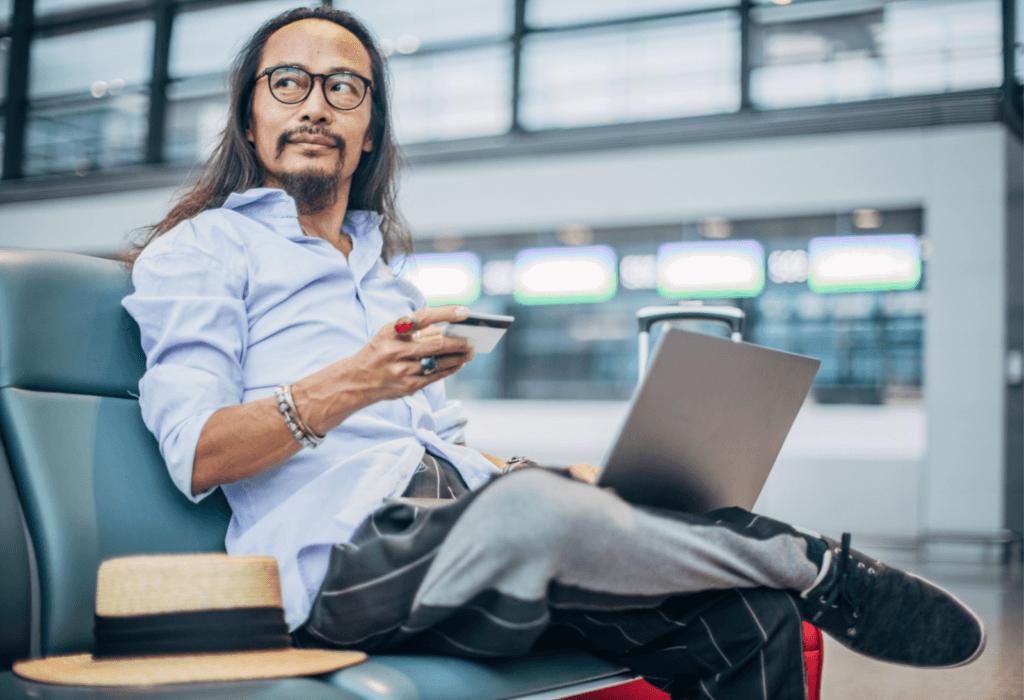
[807,234,921,293]
[657,240,765,298]
[514,245,617,305]
[401,252,481,306]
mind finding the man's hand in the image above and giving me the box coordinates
[293,306,476,436]
[354,305,477,402]
[567,463,600,484]
[486,453,600,484]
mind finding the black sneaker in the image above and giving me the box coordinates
[801,533,986,668]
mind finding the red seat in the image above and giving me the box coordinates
[563,622,824,700]
[803,621,824,700]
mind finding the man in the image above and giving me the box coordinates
[122,7,985,699]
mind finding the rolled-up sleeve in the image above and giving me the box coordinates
[122,224,248,502]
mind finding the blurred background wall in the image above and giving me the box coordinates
[0,0,1020,559]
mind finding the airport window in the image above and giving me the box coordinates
[750,0,1003,109]
[526,0,735,28]
[1017,0,1024,83]
[343,0,511,47]
[1,13,11,180]
[520,12,740,129]
[391,45,513,143]
[35,0,115,14]
[882,0,1002,94]
[0,35,9,103]
[165,0,299,165]
[0,0,1018,180]
[25,21,153,176]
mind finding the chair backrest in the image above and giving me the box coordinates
[0,248,231,656]
[0,434,32,669]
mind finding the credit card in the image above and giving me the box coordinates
[441,312,514,353]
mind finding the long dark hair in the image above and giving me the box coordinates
[123,6,412,266]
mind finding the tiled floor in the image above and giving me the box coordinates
[819,548,1023,700]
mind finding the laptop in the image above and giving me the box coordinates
[597,328,820,514]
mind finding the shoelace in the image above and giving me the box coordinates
[817,532,872,632]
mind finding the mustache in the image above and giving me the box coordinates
[275,126,345,158]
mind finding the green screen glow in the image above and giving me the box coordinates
[807,234,921,293]
[657,240,765,299]
[514,246,617,305]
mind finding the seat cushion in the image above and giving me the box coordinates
[0,671,366,700]
[325,649,633,700]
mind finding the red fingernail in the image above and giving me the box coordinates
[395,320,415,334]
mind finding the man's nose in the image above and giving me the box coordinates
[299,77,334,123]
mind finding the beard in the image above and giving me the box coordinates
[273,127,346,215]
[278,168,340,215]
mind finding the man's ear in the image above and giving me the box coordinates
[362,130,373,153]
[245,124,254,143]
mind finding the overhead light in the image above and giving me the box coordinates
[514,246,617,305]
[557,223,594,246]
[807,234,921,293]
[699,216,732,239]
[90,80,107,98]
[852,208,884,229]
[402,252,481,306]
[432,231,464,252]
[657,240,765,299]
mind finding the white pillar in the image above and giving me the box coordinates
[922,127,1008,535]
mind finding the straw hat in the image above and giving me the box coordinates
[13,554,365,686]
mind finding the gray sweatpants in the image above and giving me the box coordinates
[299,468,820,700]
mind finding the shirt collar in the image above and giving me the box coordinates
[344,211,385,280]
[221,187,297,221]
[221,188,385,270]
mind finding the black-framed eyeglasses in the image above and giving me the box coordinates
[257,65,372,111]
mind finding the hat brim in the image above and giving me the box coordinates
[13,648,366,686]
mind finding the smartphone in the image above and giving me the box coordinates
[441,312,515,353]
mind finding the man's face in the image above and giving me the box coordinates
[247,19,374,198]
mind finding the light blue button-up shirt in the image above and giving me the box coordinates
[123,188,499,629]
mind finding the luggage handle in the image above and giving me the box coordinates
[636,305,746,379]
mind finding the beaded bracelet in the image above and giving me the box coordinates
[274,385,318,449]
[282,384,324,447]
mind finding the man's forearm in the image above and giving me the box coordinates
[190,361,373,495]
[191,397,305,495]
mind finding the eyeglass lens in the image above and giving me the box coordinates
[268,66,367,110]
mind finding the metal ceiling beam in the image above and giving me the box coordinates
[1,0,31,180]
[145,1,173,164]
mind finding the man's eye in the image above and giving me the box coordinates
[274,77,299,89]
[328,80,357,94]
